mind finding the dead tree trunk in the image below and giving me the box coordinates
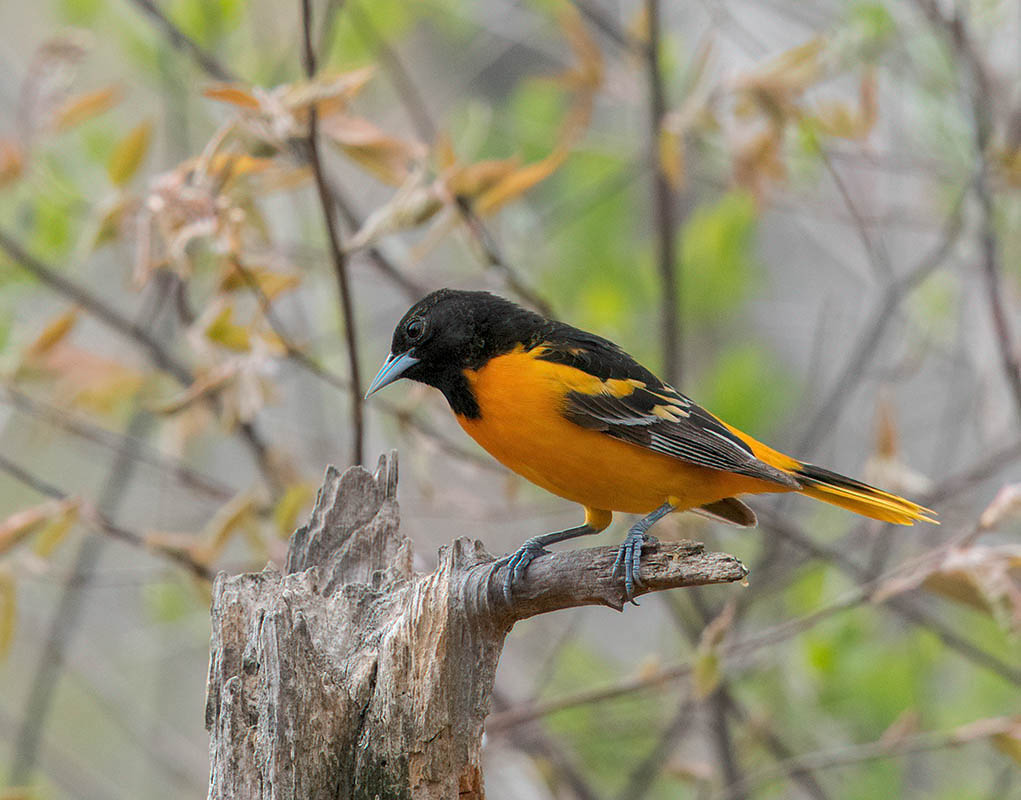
[205,453,748,799]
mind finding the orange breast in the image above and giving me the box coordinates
[455,347,783,514]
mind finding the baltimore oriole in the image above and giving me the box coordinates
[366,289,934,604]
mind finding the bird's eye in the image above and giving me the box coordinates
[405,318,425,340]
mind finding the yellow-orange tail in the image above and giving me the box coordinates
[793,463,936,525]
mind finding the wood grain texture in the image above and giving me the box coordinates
[206,452,748,799]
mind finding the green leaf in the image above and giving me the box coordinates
[205,305,251,351]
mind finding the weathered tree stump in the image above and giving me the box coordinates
[205,453,748,799]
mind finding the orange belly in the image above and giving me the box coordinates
[456,348,785,514]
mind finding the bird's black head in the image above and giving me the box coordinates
[365,289,547,417]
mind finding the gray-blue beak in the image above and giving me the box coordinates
[365,351,420,398]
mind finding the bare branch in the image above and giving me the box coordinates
[0,227,192,385]
[760,511,1021,686]
[645,0,682,384]
[0,229,280,488]
[797,183,968,453]
[126,0,236,82]
[485,657,692,732]
[453,196,555,317]
[923,437,1021,506]
[975,163,1021,420]
[711,718,1012,800]
[569,0,646,55]
[327,179,428,299]
[615,692,696,800]
[1,385,235,502]
[300,0,364,466]
[500,539,748,620]
[347,2,554,316]
[909,0,1021,420]
[0,451,211,580]
[491,688,605,800]
[347,0,436,141]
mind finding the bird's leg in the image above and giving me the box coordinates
[613,502,676,605]
[495,525,597,604]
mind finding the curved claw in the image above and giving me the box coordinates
[612,531,657,605]
[495,539,551,604]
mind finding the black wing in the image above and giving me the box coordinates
[536,331,799,488]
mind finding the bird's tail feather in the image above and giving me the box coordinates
[794,463,935,525]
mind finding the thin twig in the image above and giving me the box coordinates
[719,690,832,800]
[797,183,968,453]
[645,0,681,384]
[347,0,436,141]
[0,231,279,487]
[909,0,1020,420]
[975,169,1021,419]
[454,196,555,317]
[1,385,235,502]
[820,155,893,281]
[491,688,604,800]
[568,0,646,55]
[615,692,696,800]
[0,451,212,582]
[922,436,1021,506]
[346,1,553,315]
[126,0,236,82]
[0,227,192,385]
[8,285,209,783]
[486,661,694,733]
[759,511,1021,686]
[300,0,364,466]
[7,407,147,785]
[326,178,427,299]
[668,591,748,800]
[710,719,1009,800]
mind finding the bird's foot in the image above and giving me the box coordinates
[612,529,659,605]
[494,537,551,604]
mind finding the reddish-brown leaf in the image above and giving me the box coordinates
[0,139,23,188]
[203,83,261,110]
[476,146,569,213]
[54,85,122,131]
[321,114,425,186]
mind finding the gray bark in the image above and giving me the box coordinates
[206,452,748,799]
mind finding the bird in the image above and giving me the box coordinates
[365,289,934,605]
